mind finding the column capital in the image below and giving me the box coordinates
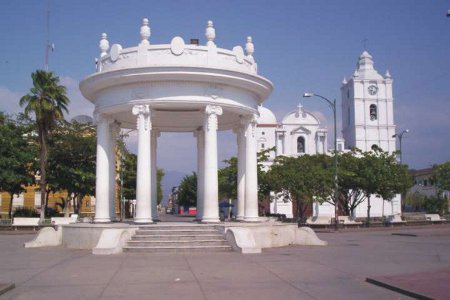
[94,112,114,125]
[193,127,204,138]
[132,104,150,116]
[132,105,151,130]
[205,105,223,116]
[240,114,257,126]
[204,105,222,132]
[151,130,161,138]
[241,114,257,138]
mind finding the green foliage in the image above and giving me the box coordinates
[257,147,276,200]
[435,162,450,192]
[352,148,412,224]
[177,172,197,208]
[13,207,39,217]
[121,151,137,200]
[20,70,70,221]
[406,192,448,214]
[269,154,334,222]
[0,113,35,218]
[47,120,96,213]
[157,169,164,205]
[422,194,448,214]
[218,157,237,200]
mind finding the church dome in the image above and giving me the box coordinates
[257,106,277,125]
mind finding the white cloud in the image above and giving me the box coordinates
[0,86,23,114]
[0,76,94,121]
[59,76,95,119]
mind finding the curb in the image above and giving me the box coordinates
[0,283,15,296]
[366,277,433,300]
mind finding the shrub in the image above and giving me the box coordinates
[13,207,39,217]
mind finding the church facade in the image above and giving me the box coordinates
[257,51,402,219]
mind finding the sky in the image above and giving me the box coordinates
[1,0,449,182]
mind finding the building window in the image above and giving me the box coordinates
[261,143,265,149]
[297,137,305,153]
[370,104,377,121]
[262,131,265,135]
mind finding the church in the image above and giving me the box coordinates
[257,51,402,219]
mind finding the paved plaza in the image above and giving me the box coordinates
[1,224,449,300]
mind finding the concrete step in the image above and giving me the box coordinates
[136,225,218,231]
[127,240,230,247]
[135,229,219,236]
[125,224,232,253]
[131,234,225,241]
[123,245,233,253]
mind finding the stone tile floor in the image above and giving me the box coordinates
[1,223,449,299]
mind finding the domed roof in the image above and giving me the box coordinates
[257,106,277,125]
[281,104,320,125]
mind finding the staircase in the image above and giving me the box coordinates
[123,224,233,253]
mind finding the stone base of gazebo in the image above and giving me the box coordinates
[24,221,326,254]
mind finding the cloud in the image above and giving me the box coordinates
[0,76,94,121]
[59,76,95,119]
[0,86,23,114]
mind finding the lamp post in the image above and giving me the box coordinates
[303,92,339,230]
[392,129,409,164]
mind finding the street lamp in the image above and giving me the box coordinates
[303,92,339,230]
[392,129,409,164]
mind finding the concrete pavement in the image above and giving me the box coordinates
[1,224,449,299]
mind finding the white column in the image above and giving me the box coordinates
[132,104,153,223]
[202,105,222,223]
[244,115,259,222]
[108,122,119,221]
[195,129,205,221]
[151,130,160,221]
[94,114,112,223]
[235,124,246,221]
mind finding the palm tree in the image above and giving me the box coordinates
[20,70,70,222]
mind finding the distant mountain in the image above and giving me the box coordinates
[71,115,93,124]
[160,170,189,206]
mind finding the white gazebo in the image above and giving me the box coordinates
[80,19,273,224]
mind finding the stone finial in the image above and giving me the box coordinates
[353,69,358,78]
[385,70,391,79]
[342,77,347,85]
[99,33,109,57]
[140,18,151,45]
[245,36,254,58]
[205,20,216,46]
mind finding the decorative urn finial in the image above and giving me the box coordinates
[385,70,391,79]
[205,20,216,46]
[99,33,109,57]
[140,18,151,45]
[245,36,254,58]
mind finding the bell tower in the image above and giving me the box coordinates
[341,51,396,153]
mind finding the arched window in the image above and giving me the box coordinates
[297,136,305,153]
[370,104,377,121]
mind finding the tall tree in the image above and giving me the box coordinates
[269,154,333,223]
[435,162,450,192]
[157,169,164,205]
[177,172,197,209]
[48,120,96,215]
[357,147,412,225]
[0,113,35,218]
[20,70,69,222]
